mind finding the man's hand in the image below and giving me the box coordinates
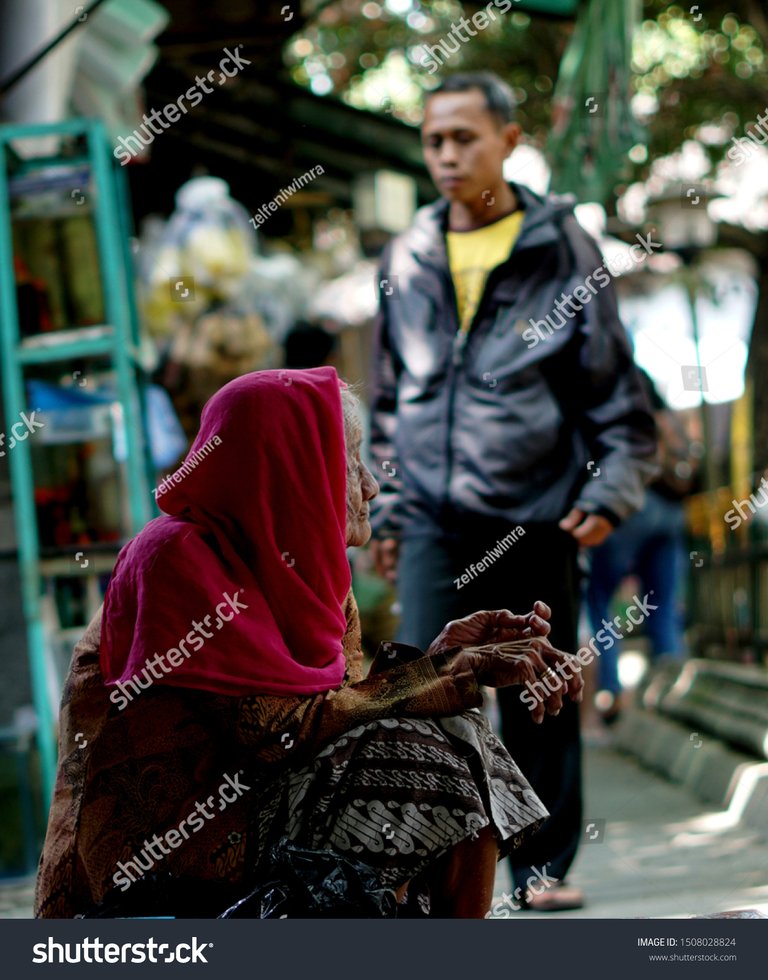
[456,636,584,724]
[370,537,399,584]
[559,508,614,548]
[426,602,552,659]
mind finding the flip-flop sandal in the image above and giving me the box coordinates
[522,882,585,912]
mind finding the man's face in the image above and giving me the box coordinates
[421,88,520,205]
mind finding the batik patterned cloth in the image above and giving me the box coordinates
[284,712,548,888]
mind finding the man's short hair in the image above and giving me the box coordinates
[426,72,516,125]
[284,321,336,369]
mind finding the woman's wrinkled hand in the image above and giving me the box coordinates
[426,602,552,659]
[450,636,584,725]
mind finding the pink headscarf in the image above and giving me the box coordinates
[100,367,351,696]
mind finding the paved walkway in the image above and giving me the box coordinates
[0,877,34,918]
[493,742,768,918]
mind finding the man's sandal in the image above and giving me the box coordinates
[521,882,585,912]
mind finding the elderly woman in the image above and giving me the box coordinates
[35,367,581,918]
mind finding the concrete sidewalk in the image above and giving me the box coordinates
[0,877,34,918]
[492,742,768,919]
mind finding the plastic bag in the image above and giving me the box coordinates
[218,839,398,919]
[140,177,256,333]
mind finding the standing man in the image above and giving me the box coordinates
[369,72,656,910]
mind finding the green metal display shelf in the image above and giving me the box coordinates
[0,117,156,812]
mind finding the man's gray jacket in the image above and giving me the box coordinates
[369,182,658,538]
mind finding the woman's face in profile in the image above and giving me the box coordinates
[346,418,379,548]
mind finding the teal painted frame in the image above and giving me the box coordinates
[0,117,155,811]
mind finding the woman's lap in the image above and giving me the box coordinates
[278,713,548,888]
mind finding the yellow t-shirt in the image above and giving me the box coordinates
[446,210,525,334]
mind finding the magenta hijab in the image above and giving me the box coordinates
[100,367,352,696]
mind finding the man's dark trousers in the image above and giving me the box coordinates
[396,518,583,890]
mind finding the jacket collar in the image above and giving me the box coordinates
[406,181,576,268]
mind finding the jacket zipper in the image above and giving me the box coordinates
[443,268,461,512]
[441,206,525,512]
[444,262,507,511]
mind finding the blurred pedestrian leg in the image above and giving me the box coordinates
[397,520,582,897]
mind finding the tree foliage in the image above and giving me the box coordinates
[287,1,767,205]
